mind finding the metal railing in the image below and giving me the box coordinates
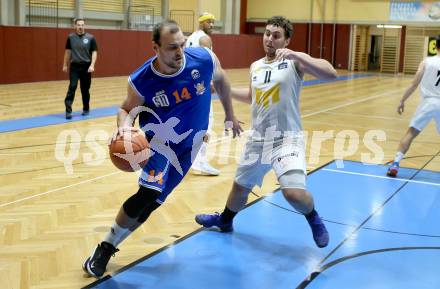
[128,5,155,30]
[169,10,194,34]
[27,0,59,27]
[24,3,194,32]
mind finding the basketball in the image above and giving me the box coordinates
[109,131,150,172]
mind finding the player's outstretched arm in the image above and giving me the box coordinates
[397,59,425,115]
[275,48,337,80]
[211,53,244,137]
[231,82,252,104]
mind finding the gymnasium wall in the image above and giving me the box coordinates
[247,0,391,23]
[0,26,149,84]
[247,0,313,22]
[335,0,390,23]
[169,0,198,31]
[169,0,198,12]
[0,26,265,84]
[245,22,351,69]
[199,0,222,20]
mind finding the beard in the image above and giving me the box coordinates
[266,49,276,58]
[165,58,183,70]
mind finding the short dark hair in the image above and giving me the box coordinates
[436,34,440,49]
[152,20,181,46]
[74,18,84,24]
[266,16,293,39]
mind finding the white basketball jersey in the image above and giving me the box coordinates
[420,55,440,99]
[250,58,303,140]
[186,30,208,48]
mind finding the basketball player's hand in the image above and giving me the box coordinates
[397,101,405,115]
[224,116,244,138]
[109,127,142,144]
[275,48,296,61]
[62,65,68,73]
[88,66,95,73]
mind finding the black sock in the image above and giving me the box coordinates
[305,208,317,221]
[220,206,237,223]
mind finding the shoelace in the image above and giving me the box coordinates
[95,246,119,265]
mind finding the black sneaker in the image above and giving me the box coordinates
[82,242,119,278]
[65,112,72,119]
[81,110,89,116]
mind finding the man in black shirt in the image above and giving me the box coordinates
[63,18,98,119]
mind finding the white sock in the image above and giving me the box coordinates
[394,152,404,163]
[104,222,131,248]
[193,142,207,166]
[199,142,208,162]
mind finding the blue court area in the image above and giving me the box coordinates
[84,160,440,289]
[0,74,373,133]
[0,106,119,133]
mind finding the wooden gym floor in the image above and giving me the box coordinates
[0,69,439,288]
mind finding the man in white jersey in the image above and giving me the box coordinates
[387,35,440,177]
[186,12,215,49]
[186,12,220,176]
[195,16,337,248]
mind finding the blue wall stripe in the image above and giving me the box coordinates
[0,74,373,133]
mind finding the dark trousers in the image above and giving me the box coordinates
[64,63,92,113]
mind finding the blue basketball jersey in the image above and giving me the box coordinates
[128,47,215,151]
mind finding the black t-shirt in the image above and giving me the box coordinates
[66,33,98,64]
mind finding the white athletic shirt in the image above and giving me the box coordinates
[250,58,304,141]
[420,55,440,99]
[186,30,209,48]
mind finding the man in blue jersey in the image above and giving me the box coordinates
[82,20,243,278]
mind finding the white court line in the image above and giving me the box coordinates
[321,111,407,121]
[3,88,401,208]
[302,89,402,118]
[0,133,240,208]
[208,150,317,170]
[211,89,401,146]
[322,168,440,187]
[0,171,121,208]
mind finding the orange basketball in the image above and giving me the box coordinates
[109,131,150,172]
